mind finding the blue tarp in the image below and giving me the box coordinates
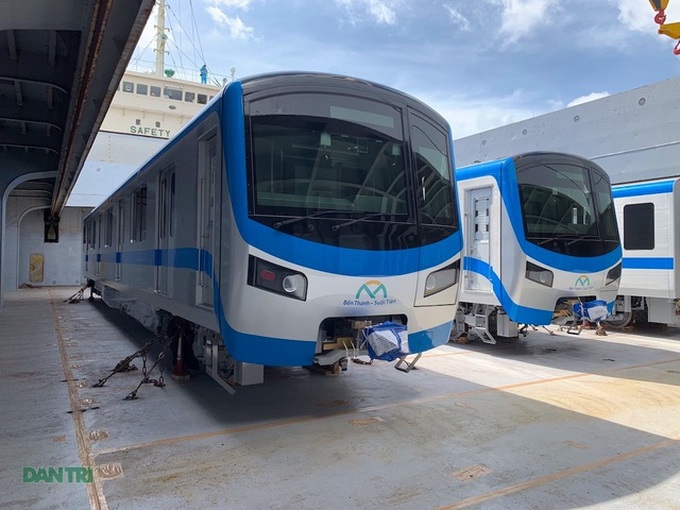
[362,322,407,361]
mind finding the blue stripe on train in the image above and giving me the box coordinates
[622,257,674,270]
[109,248,212,275]
[463,257,614,325]
[612,179,677,198]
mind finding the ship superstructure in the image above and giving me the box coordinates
[67,0,222,207]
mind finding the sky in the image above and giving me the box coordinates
[129,0,680,138]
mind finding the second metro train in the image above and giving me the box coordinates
[453,152,622,343]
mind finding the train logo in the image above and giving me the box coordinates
[570,274,593,291]
[356,280,388,299]
[575,275,591,287]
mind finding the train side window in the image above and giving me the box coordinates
[131,185,148,242]
[159,177,167,239]
[169,172,176,237]
[197,94,207,104]
[623,202,654,250]
[104,209,113,247]
[136,83,148,95]
[122,81,134,93]
[86,221,95,249]
[150,86,161,97]
[118,199,126,248]
[185,91,195,103]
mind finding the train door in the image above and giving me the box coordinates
[116,199,125,281]
[464,187,493,294]
[197,135,218,308]
[156,166,175,296]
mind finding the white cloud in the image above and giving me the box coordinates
[487,0,560,44]
[444,4,471,31]
[612,0,657,32]
[207,6,255,39]
[335,0,399,25]
[419,89,548,138]
[368,0,397,25]
[567,91,610,107]
[207,0,253,8]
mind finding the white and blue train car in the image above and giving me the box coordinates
[606,177,680,327]
[454,152,622,343]
[83,72,463,386]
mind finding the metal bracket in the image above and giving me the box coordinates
[394,352,422,373]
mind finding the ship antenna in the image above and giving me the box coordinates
[155,0,168,76]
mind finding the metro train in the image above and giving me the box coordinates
[83,72,463,384]
[605,177,680,327]
[453,152,622,343]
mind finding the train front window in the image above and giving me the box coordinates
[248,93,409,221]
[251,120,408,217]
[519,163,597,238]
[517,159,619,256]
[246,92,427,250]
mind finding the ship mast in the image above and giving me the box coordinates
[154,0,167,76]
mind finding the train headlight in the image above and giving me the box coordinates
[605,262,622,286]
[282,274,305,295]
[424,261,460,297]
[248,256,308,301]
[526,261,554,287]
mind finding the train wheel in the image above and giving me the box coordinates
[603,311,633,329]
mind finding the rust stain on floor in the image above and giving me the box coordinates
[451,464,491,481]
[97,462,124,480]
[348,416,384,426]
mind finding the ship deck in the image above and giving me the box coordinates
[1,287,679,509]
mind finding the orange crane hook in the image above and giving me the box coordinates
[649,0,680,54]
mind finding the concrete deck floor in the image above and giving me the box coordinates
[1,287,679,510]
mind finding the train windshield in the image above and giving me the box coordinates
[246,92,457,250]
[518,159,619,256]
[251,119,409,217]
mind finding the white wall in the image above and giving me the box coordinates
[4,198,91,291]
[454,76,680,185]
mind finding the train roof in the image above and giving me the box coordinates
[239,71,449,126]
[456,151,610,180]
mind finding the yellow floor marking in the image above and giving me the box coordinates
[436,436,679,510]
[50,290,108,510]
